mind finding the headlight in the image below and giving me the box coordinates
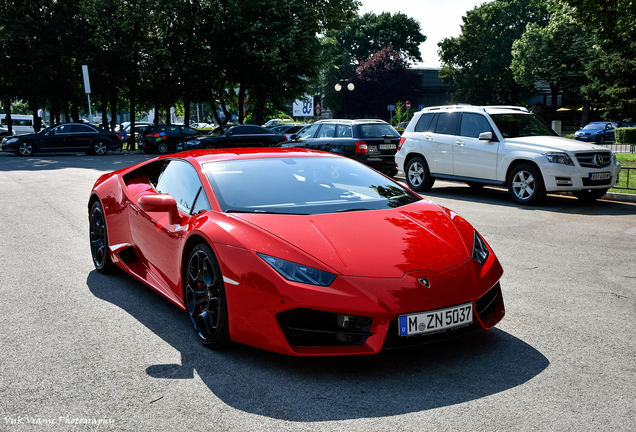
[258,253,337,286]
[543,152,574,166]
[5,137,18,144]
[472,231,489,265]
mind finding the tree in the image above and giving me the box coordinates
[438,0,550,105]
[322,12,426,114]
[511,3,594,114]
[347,46,422,120]
[559,0,636,121]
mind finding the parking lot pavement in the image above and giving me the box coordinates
[0,152,634,431]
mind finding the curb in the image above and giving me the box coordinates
[605,192,636,203]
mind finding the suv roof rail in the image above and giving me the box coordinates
[485,106,529,112]
[421,105,485,112]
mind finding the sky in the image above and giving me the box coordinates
[358,0,492,68]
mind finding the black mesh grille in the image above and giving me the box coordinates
[276,308,373,347]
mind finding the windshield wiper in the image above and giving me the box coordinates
[226,209,309,215]
[337,208,369,213]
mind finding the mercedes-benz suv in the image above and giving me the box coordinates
[395,105,621,205]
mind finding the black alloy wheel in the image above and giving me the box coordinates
[185,244,230,348]
[89,201,115,273]
[16,141,35,156]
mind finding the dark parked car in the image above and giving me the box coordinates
[1,123,123,156]
[574,122,616,143]
[176,124,287,151]
[140,124,201,154]
[280,119,401,176]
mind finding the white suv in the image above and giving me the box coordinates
[395,105,622,205]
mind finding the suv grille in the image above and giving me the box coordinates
[575,151,612,168]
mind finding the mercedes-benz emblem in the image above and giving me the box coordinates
[593,154,604,166]
[418,277,430,288]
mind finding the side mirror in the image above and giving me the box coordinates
[138,194,181,225]
[478,131,493,141]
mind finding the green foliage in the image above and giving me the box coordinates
[615,128,636,144]
[511,3,593,112]
[322,12,426,114]
[391,101,409,126]
[438,0,550,105]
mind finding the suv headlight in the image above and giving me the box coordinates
[543,152,574,166]
[258,253,337,286]
[472,231,489,265]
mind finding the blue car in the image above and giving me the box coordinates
[574,122,615,143]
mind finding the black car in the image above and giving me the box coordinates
[280,119,401,176]
[176,124,287,151]
[140,124,201,154]
[1,123,123,156]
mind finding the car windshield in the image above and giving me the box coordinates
[204,156,421,215]
[489,113,557,138]
[209,125,232,136]
[583,123,605,130]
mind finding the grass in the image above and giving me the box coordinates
[610,153,636,194]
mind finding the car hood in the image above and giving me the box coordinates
[506,136,608,152]
[233,201,470,278]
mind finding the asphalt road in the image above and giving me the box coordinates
[1,151,634,431]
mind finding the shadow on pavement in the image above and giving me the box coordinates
[87,270,549,422]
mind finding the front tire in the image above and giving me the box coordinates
[185,244,230,349]
[16,141,35,156]
[89,200,116,273]
[598,135,605,144]
[156,142,169,154]
[405,156,435,192]
[507,163,546,205]
[573,188,608,201]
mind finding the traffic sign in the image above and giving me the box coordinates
[387,105,396,111]
[406,101,411,110]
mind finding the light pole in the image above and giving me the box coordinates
[334,79,354,118]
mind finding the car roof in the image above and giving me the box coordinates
[419,105,530,115]
[315,119,389,125]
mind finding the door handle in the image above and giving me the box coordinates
[456,140,465,146]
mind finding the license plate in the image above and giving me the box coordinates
[589,172,611,180]
[379,144,396,150]
[399,303,473,336]
[176,145,183,151]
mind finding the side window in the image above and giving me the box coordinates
[298,123,320,139]
[336,125,352,137]
[71,124,96,133]
[53,124,72,134]
[246,126,267,134]
[317,124,336,138]
[414,113,435,132]
[166,126,180,135]
[459,113,492,138]
[434,112,460,136]
[231,126,249,135]
[154,160,207,214]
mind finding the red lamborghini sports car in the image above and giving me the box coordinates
[88,148,504,356]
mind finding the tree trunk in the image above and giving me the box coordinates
[71,105,79,123]
[101,93,109,130]
[29,99,41,132]
[549,83,560,117]
[110,89,117,130]
[4,101,12,134]
[238,85,245,124]
[581,100,591,127]
[153,102,160,125]
[184,94,191,126]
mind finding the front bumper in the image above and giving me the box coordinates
[540,161,621,192]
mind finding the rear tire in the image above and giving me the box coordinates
[405,156,435,192]
[92,140,108,155]
[89,200,116,273]
[156,142,169,154]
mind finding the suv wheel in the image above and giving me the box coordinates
[507,163,545,205]
[405,156,435,192]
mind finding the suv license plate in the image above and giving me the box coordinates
[398,303,473,336]
[590,172,611,180]
[379,144,396,150]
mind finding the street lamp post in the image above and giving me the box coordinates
[334,79,354,118]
